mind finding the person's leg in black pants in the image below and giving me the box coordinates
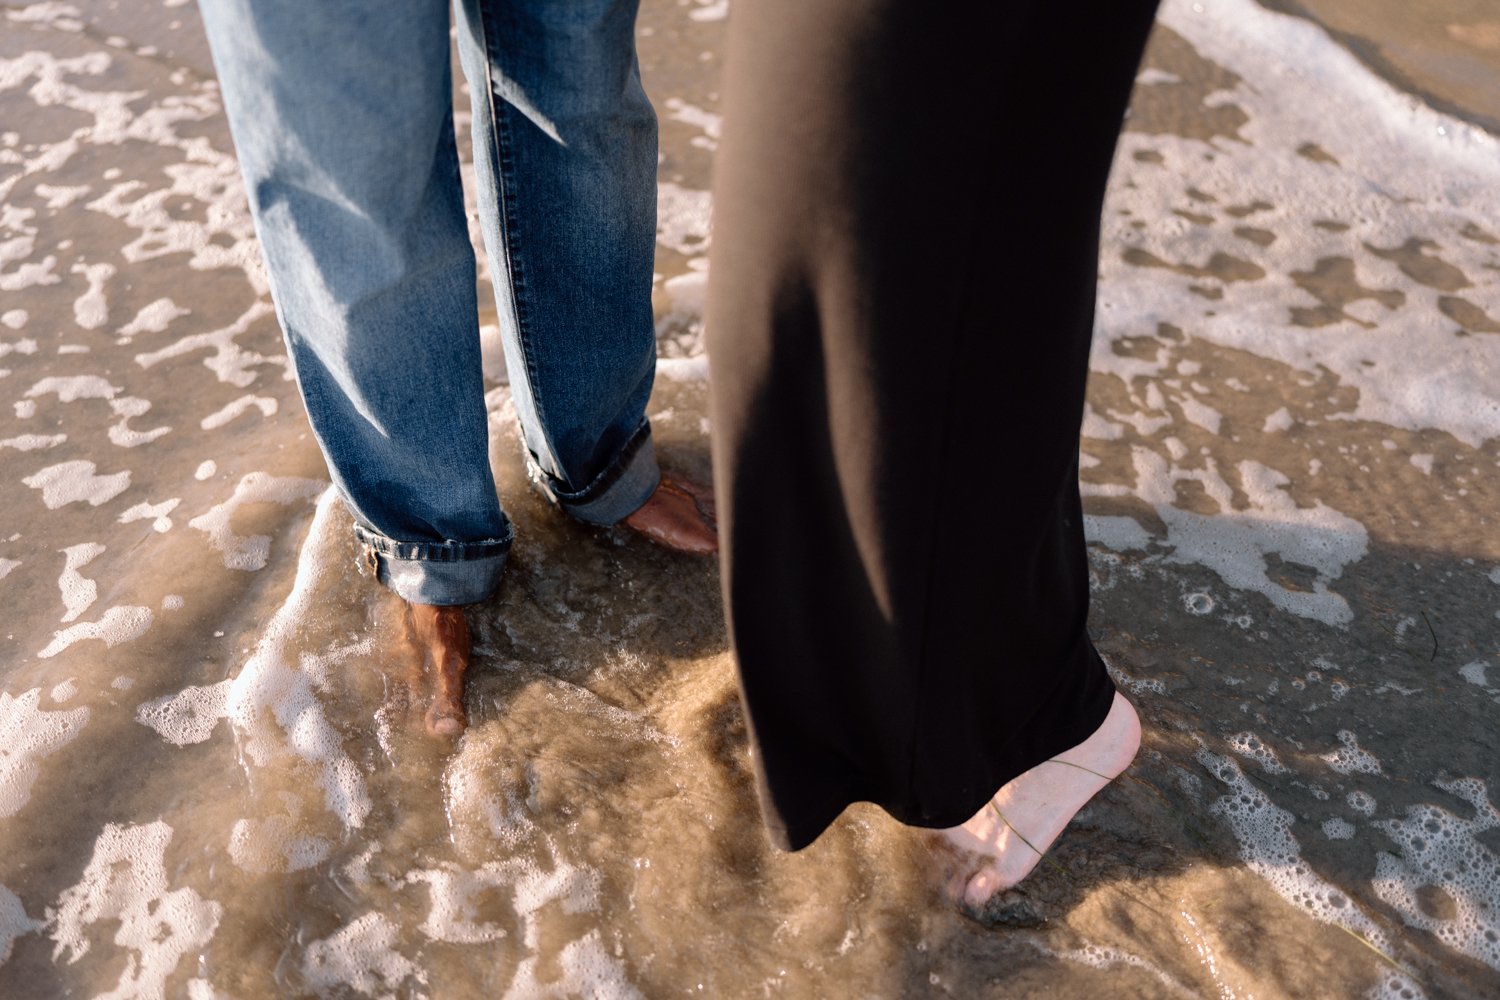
[705,0,1162,902]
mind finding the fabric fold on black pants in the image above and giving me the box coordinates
[706,0,1163,851]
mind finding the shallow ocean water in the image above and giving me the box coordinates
[1,0,1498,996]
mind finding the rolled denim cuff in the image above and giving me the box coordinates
[535,420,660,526]
[352,525,511,605]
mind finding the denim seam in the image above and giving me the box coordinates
[352,523,511,563]
[474,0,563,481]
[543,418,651,505]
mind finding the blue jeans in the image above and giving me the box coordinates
[198,0,660,605]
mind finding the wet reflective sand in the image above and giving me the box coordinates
[1,0,1498,996]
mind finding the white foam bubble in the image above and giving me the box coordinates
[1184,591,1214,615]
[1124,449,1367,625]
[49,679,77,702]
[134,301,283,388]
[70,260,113,329]
[227,810,330,874]
[1199,748,1393,954]
[1102,0,1500,450]
[1029,939,1194,996]
[1136,67,1181,86]
[1085,514,1154,551]
[225,489,371,829]
[656,182,712,257]
[0,202,52,291]
[406,863,511,944]
[1322,817,1355,840]
[0,433,66,451]
[136,679,230,746]
[554,931,645,999]
[6,2,85,30]
[25,374,117,402]
[1176,395,1222,434]
[1459,661,1489,687]
[1348,790,1377,817]
[444,758,536,852]
[57,541,104,622]
[301,912,424,997]
[0,885,39,964]
[118,497,179,533]
[1321,730,1383,776]
[194,460,216,480]
[656,355,709,382]
[654,268,707,358]
[0,688,88,817]
[0,558,19,581]
[1082,403,1127,440]
[0,309,25,329]
[187,472,325,571]
[1105,660,1169,697]
[22,459,131,509]
[1228,731,1288,774]
[200,394,277,430]
[0,337,38,360]
[48,821,223,999]
[687,0,728,23]
[1263,407,1294,433]
[38,604,152,659]
[186,979,227,1000]
[663,97,721,140]
[107,395,170,447]
[504,928,642,1000]
[32,182,88,209]
[118,298,188,337]
[1374,778,1500,971]
[1366,970,1428,1000]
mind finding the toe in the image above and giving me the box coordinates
[426,709,464,738]
[622,478,719,554]
[965,869,999,909]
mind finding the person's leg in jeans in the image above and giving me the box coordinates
[199,0,509,734]
[451,0,717,555]
[706,0,1159,905]
[199,0,714,735]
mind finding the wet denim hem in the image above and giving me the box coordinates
[352,524,512,605]
[535,419,660,526]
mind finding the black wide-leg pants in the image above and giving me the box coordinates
[706,0,1163,851]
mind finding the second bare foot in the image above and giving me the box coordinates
[621,470,718,555]
[937,692,1142,909]
[403,602,471,739]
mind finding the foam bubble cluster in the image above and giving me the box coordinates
[47,821,223,999]
[135,680,230,746]
[0,885,39,965]
[1321,730,1384,776]
[1199,748,1392,952]
[186,472,325,572]
[1029,940,1194,996]
[37,604,153,659]
[1227,731,1289,774]
[0,689,88,817]
[301,912,424,998]
[1373,778,1500,971]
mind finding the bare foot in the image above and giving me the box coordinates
[621,470,718,555]
[403,603,471,738]
[938,692,1142,908]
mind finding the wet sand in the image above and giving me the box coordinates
[1,0,1498,997]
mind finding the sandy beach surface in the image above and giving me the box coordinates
[1,0,1498,996]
